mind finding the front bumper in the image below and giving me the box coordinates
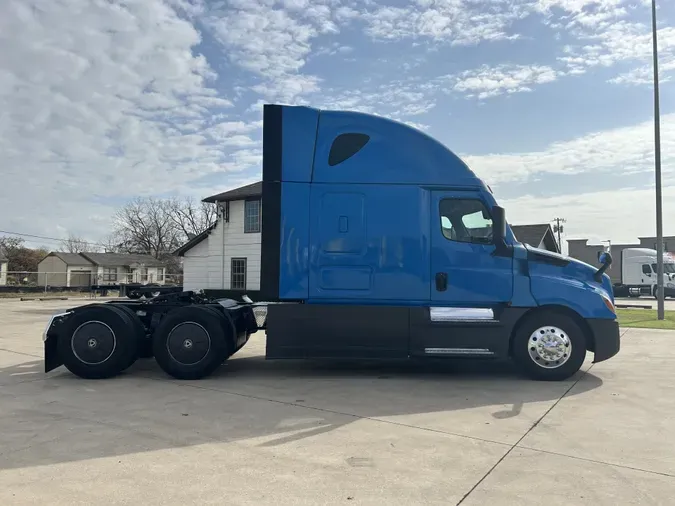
[586,318,620,363]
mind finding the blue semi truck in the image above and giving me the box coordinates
[43,104,620,382]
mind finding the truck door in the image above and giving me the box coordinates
[430,191,513,305]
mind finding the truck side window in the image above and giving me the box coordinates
[328,133,370,166]
[642,264,652,275]
[439,198,493,244]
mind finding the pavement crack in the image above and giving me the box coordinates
[455,367,593,505]
[516,445,675,479]
[0,348,42,359]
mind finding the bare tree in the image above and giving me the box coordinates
[59,234,91,253]
[167,197,217,239]
[100,233,125,253]
[112,197,217,260]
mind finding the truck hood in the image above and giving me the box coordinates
[524,244,613,295]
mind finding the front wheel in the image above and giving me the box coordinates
[511,312,587,381]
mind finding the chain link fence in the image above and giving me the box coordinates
[0,271,183,294]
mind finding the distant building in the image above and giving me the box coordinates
[511,224,560,253]
[37,252,167,288]
[0,253,7,286]
[567,236,675,284]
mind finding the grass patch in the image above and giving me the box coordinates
[616,308,675,330]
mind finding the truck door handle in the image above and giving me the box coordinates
[435,272,448,291]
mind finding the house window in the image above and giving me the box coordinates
[156,268,164,282]
[244,199,261,233]
[102,268,117,282]
[328,133,370,166]
[439,198,493,244]
[141,267,148,282]
[231,258,247,290]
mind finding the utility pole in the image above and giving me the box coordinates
[652,0,665,320]
[553,218,566,253]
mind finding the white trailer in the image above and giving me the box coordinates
[611,248,675,298]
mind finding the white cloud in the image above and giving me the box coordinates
[360,0,529,45]
[609,57,675,85]
[464,112,675,184]
[204,0,336,102]
[464,112,675,243]
[503,185,675,245]
[0,0,245,240]
[449,64,560,99]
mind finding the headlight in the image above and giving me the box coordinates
[601,293,615,314]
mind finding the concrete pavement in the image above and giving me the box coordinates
[0,299,673,505]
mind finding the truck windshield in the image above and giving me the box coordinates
[651,263,675,274]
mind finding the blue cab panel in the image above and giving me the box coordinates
[312,110,481,186]
[281,106,319,183]
[307,184,429,303]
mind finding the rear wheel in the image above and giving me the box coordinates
[152,305,232,380]
[511,311,587,381]
[58,304,140,379]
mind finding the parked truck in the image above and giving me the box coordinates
[609,248,675,298]
[42,104,620,382]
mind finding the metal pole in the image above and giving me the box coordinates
[652,0,665,319]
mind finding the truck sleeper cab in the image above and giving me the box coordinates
[42,104,620,382]
[259,104,620,381]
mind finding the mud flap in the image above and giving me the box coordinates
[42,311,71,373]
[44,334,63,373]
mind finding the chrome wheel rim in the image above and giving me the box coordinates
[527,326,571,369]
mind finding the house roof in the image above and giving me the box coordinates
[47,252,93,265]
[173,222,217,256]
[203,181,262,203]
[79,252,165,267]
[512,224,558,251]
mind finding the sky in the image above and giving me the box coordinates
[1,0,675,251]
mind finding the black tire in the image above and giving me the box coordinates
[511,311,587,381]
[113,304,152,359]
[58,304,140,379]
[152,305,232,380]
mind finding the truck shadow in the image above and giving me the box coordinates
[0,354,603,471]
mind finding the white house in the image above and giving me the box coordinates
[37,252,167,288]
[175,181,561,297]
[175,181,262,295]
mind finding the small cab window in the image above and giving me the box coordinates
[642,264,652,275]
[440,198,493,244]
[328,133,370,166]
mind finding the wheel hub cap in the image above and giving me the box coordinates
[527,326,571,369]
[71,321,116,365]
[167,322,211,366]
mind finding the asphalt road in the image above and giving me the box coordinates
[1,299,673,505]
